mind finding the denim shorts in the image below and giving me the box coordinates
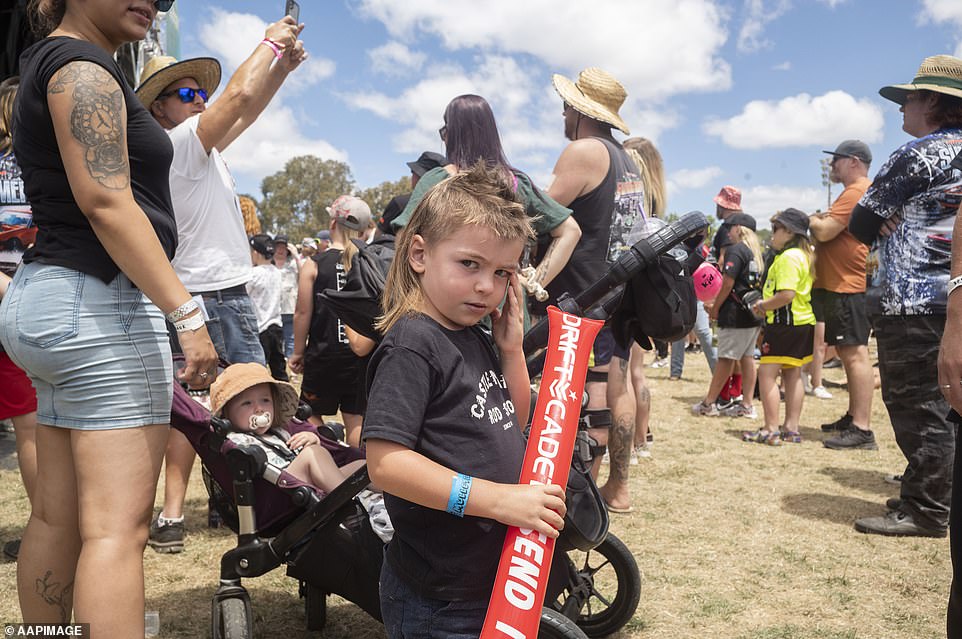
[0,262,172,429]
[195,288,265,366]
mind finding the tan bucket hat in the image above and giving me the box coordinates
[879,54,962,105]
[552,67,630,135]
[135,55,222,108]
[209,363,299,429]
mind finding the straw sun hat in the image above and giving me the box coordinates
[135,55,222,108]
[209,363,299,429]
[879,54,962,105]
[552,67,630,135]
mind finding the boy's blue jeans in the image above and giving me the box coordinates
[380,558,488,638]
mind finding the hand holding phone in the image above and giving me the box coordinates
[285,0,300,22]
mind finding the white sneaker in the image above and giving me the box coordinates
[692,400,720,416]
[722,403,758,419]
[802,371,813,395]
[650,357,669,368]
[812,385,833,399]
[634,444,652,460]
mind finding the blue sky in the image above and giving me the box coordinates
[169,0,962,226]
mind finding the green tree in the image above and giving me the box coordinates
[259,155,355,240]
[357,175,411,217]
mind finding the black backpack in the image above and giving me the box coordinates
[317,236,395,341]
[610,252,697,351]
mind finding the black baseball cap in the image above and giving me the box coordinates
[249,233,275,258]
[406,151,447,177]
[822,140,872,165]
[726,212,757,231]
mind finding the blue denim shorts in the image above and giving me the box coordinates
[0,262,173,429]
[195,287,265,366]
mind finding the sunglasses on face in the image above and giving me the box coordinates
[155,0,175,11]
[159,87,209,103]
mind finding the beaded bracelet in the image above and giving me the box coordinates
[166,299,200,323]
[260,38,284,60]
[446,473,473,518]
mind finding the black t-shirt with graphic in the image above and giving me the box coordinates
[717,242,762,328]
[363,313,525,601]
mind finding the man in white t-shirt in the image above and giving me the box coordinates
[136,16,306,553]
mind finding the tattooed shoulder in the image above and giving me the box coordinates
[49,62,129,190]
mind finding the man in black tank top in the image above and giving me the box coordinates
[546,68,645,514]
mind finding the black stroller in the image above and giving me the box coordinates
[170,211,709,639]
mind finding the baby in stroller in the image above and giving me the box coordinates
[210,362,365,494]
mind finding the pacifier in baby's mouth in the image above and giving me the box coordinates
[248,412,272,430]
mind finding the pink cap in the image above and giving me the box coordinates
[692,262,722,302]
[713,185,742,210]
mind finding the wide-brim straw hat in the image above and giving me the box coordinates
[879,54,962,105]
[209,363,299,430]
[552,67,630,135]
[135,55,222,108]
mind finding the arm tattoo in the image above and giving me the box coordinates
[35,570,74,622]
[49,63,129,190]
[534,241,559,285]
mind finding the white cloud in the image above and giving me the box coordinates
[195,9,343,189]
[816,0,848,7]
[368,41,427,75]
[773,61,791,71]
[741,184,827,223]
[356,0,732,100]
[918,0,962,56]
[703,90,885,149]
[737,0,791,53]
[667,166,724,196]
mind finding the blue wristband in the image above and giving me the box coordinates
[446,473,473,518]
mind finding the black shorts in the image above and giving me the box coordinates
[759,324,815,367]
[591,326,630,368]
[301,353,366,416]
[812,289,870,346]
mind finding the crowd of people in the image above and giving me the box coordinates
[4,1,962,637]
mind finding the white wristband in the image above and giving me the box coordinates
[166,299,200,323]
[173,312,206,333]
[949,275,962,298]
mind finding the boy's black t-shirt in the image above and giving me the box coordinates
[363,313,525,601]
[717,242,762,328]
[13,37,176,283]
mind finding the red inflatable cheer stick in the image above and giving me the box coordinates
[480,305,603,639]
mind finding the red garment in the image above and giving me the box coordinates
[0,351,37,419]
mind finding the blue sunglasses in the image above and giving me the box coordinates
[155,0,175,11]
[159,87,209,104]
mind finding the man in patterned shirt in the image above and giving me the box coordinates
[849,55,962,538]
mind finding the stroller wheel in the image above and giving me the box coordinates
[301,582,328,631]
[539,607,589,639]
[212,596,251,639]
[552,533,641,638]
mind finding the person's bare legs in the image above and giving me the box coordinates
[73,424,167,638]
[808,321,826,389]
[13,411,38,504]
[18,425,80,623]
[782,367,805,432]
[599,355,633,511]
[737,354,757,411]
[838,344,873,430]
[627,344,650,448]
[700,358,736,407]
[19,423,167,638]
[158,428,195,519]
[757,362,782,432]
[585,367,608,481]
[343,412,363,449]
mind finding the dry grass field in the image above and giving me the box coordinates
[0,343,952,638]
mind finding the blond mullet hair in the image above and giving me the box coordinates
[376,162,535,334]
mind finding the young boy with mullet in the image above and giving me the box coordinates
[363,163,567,638]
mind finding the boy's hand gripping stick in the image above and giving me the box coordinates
[480,306,603,639]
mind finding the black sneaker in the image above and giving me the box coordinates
[854,510,946,538]
[821,413,853,432]
[2,539,20,560]
[823,427,878,450]
[148,518,185,554]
